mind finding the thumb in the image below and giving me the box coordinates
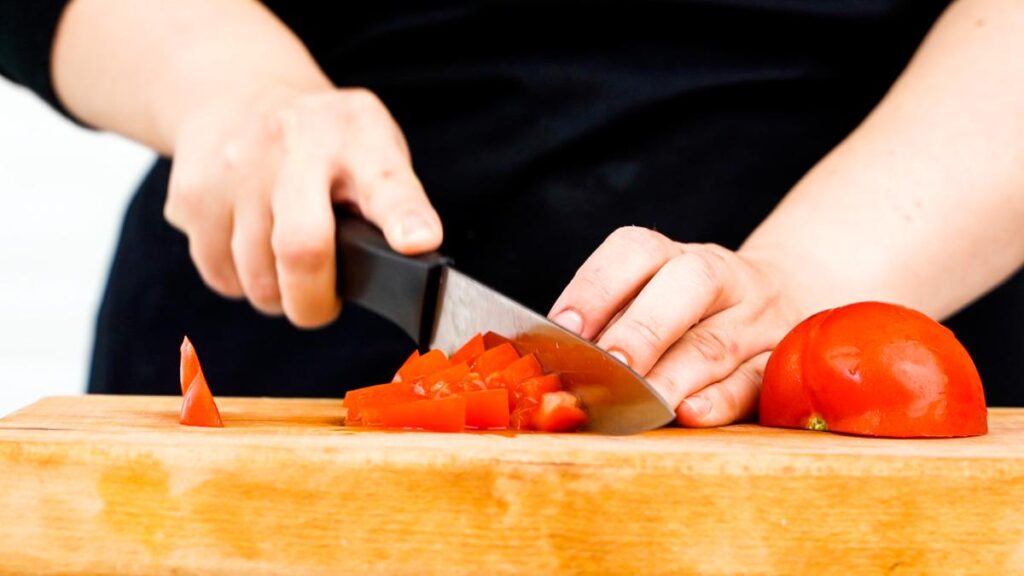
[351,170,444,255]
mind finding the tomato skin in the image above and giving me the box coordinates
[760,302,987,438]
[462,389,510,429]
[366,396,466,432]
[178,337,223,428]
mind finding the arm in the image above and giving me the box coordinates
[550,0,1024,426]
[51,0,442,326]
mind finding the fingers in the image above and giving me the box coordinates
[329,89,443,255]
[594,248,741,376]
[165,171,244,299]
[270,145,340,328]
[675,351,769,427]
[548,227,682,340]
[231,192,281,315]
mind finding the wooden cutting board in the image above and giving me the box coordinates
[0,395,1021,575]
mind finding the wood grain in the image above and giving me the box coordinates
[0,395,1021,575]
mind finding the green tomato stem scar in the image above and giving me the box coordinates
[807,415,828,431]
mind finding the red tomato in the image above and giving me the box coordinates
[392,349,421,382]
[178,337,223,428]
[364,396,466,433]
[532,391,588,433]
[472,343,520,377]
[395,349,449,383]
[760,302,987,438]
[421,363,471,396]
[462,389,510,429]
[489,353,544,388]
[344,382,424,424]
[451,333,486,365]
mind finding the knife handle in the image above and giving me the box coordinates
[336,212,451,347]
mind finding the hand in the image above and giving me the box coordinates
[548,227,804,427]
[165,84,442,327]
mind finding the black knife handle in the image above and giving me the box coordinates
[336,211,451,348]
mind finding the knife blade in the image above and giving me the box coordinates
[337,213,675,434]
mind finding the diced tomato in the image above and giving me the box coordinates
[451,333,486,366]
[489,353,544,389]
[482,331,513,350]
[178,336,223,428]
[392,349,421,382]
[472,343,520,377]
[532,391,588,432]
[364,396,466,432]
[395,349,449,383]
[512,373,563,407]
[421,363,471,396]
[461,388,510,429]
[344,381,424,424]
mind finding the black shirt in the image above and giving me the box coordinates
[3,1,1021,405]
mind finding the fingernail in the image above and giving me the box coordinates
[551,309,583,335]
[683,396,712,418]
[609,349,629,367]
[397,215,436,247]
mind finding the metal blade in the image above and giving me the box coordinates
[430,269,675,435]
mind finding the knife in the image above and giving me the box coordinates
[336,213,675,435]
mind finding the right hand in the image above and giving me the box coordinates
[165,84,442,328]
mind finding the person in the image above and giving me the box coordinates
[1,0,1021,426]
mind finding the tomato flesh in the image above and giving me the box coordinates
[533,391,588,432]
[365,396,466,432]
[178,336,223,428]
[462,389,510,429]
[451,333,487,365]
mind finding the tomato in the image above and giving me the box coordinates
[451,333,486,365]
[472,343,520,377]
[178,337,223,428]
[532,391,588,433]
[462,389,510,429]
[363,396,466,432]
[344,382,424,424]
[760,302,987,438]
[344,333,587,433]
[395,349,449,383]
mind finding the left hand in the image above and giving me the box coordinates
[548,226,805,427]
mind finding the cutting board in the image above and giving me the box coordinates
[0,395,1021,575]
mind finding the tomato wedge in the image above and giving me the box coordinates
[392,349,421,382]
[178,337,223,428]
[344,382,424,424]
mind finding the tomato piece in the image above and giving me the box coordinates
[364,396,466,432]
[472,343,520,377]
[396,349,449,383]
[392,349,421,382]
[344,382,424,424]
[462,388,510,429]
[489,353,544,389]
[512,373,563,406]
[178,337,222,428]
[532,391,588,432]
[422,363,471,396]
[482,331,513,350]
[760,302,987,438]
[451,333,486,366]
[180,336,201,396]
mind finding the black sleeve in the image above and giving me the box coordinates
[0,0,75,117]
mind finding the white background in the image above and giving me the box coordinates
[0,77,154,416]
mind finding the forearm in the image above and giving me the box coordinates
[51,0,331,154]
[742,0,1024,320]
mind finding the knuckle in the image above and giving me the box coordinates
[685,327,737,366]
[341,87,385,114]
[272,228,334,272]
[684,251,721,293]
[165,175,204,225]
[608,226,668,255]
[647,366,686,404]
[574,270,616,305]
[617,316,668,354]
